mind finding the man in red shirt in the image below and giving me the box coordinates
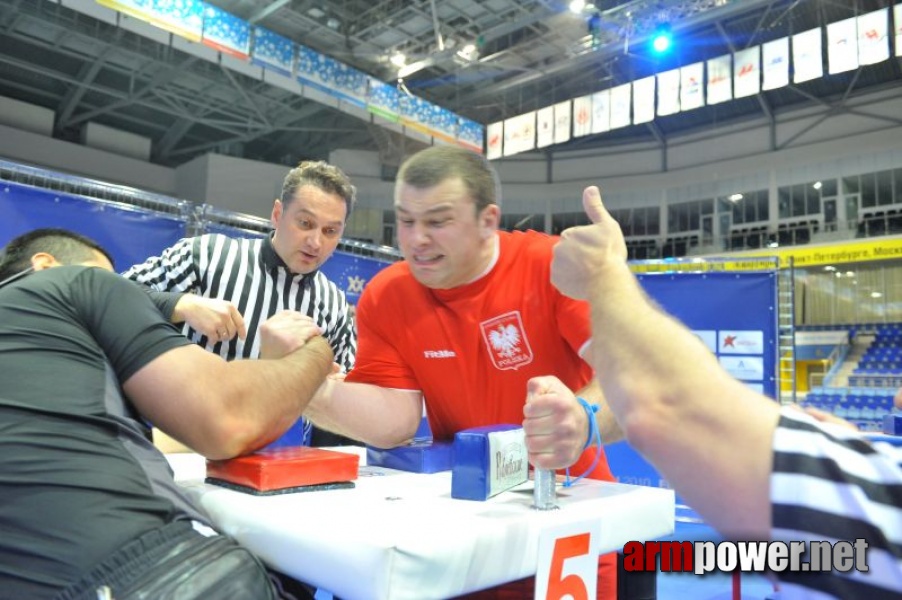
[307,145,622,598]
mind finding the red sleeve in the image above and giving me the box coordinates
[344,272,421,391]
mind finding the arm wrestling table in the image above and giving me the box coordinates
[167,450,674,600]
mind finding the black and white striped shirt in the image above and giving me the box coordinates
[771,409,902,599]
[122,233,355,371]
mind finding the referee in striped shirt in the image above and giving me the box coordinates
[124,161,358,447]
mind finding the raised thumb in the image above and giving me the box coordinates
[582,186,607,224]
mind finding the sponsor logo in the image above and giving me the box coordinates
[423,349,457,359]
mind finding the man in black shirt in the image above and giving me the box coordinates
[0,228,332,599]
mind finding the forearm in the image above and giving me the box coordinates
[587,262,778,537]
[219,336,335,453]
[305,379,422,449]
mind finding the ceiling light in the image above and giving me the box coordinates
[398,59,429,79]
[390,52,406,67]
[812,181,823,190]
[569,0,586,13]
[456,43,478,61]
[823,265,836,271]
[651,23,672,54]
[871,292,883,298]
[728,193,743,202]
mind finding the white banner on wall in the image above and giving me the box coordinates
[733,46,760,98]
[503,112,535,157]
[632,76,656,124]
[657,68,681,116]
[680,62,704,111]
[609,83,632,129]
[553,100,572,144]
[486,122,503,160]
[857,8,889,65]
[827,17,858,74]
[793,28,823,83]
[572,95,593,137]
[706,54,732,105]
[896,4,902,57]
[536,106,554,148]
[591,90,611,134]
[762,37,789,91]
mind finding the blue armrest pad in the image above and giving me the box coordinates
[451,424,528,501]
[882,414,902,436]
[366,441,453,473]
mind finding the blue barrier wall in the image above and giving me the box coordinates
[1,181,394,304]
[1,181,186,271]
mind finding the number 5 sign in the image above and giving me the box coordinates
[535,519,598,600]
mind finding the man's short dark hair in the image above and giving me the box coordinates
[280,161,357,220]
[396,146,501,213]
[0,228,114,281]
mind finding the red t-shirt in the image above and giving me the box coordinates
[347,229,613,480]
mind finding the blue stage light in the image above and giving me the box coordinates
[651,23,672,54]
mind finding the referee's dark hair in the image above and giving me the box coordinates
[280,161,357,220]
[0,228,114,281]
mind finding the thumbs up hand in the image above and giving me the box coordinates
[551,186,628,300]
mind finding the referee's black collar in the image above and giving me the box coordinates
[261,232,318,283]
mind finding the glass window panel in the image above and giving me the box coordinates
[821,179,837,197]
[877,170,893,206]
[792,184,806,216]
[646,208,660,234]
[807,189,820,215]
[778,187,790,219]
[757,192,769,221]
[842,176,859,194]
[860,173,876,208]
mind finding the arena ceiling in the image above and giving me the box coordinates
[0,0,899,169]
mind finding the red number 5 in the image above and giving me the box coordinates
[546,533,591,600]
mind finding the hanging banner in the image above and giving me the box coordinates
[762,37,789,91]
[98,0,204,41]
[706,54,732,105]
[679,62,704,111]
[553,100,572,145]
[827,17,858,74]
[202,4,250,59]
[457,118,485,154]
[857,8,889,66]
[486,122,503,160]
[251,27,294,77]
[733,46,760,98]
[656,68,680,116]
[632,77,655,124]
[793,28,824,83]
[536,106,555,148]
[590,90,611,134]
[367,78,400,122]
[609,83,632,129]
[503,112,536,156]
[572,95,593,137]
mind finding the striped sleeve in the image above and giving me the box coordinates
[770,409,902,598]
[122,236,203,292]
[312,272,356,372]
